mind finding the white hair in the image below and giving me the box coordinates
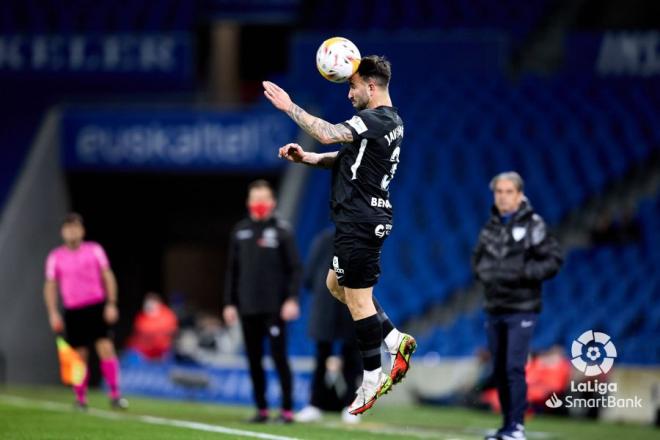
[489,171,524,192]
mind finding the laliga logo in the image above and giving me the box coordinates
[570,330,617,376]
[545,331,642,410]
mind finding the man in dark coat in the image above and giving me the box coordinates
[472,172,563,440]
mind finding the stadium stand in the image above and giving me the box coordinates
[300,0,554,38]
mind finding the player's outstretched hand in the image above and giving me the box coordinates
[278,143,306,163]
[263,81,292,111]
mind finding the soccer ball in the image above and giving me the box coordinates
[316,37,361,83]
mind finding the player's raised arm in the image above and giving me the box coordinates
[263,81,353,145]
[278,143,338,169]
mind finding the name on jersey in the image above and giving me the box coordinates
[371,197,392,208]
[384,125,404,146]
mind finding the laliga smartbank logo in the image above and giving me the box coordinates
[570,330,617,376]
[545,330,643,410]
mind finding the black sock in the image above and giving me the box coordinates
[354,314,382,371]
[372,297,395,337]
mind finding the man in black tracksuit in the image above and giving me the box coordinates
[472,172,563,440]
[223,180,302,424]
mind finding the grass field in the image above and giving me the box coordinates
[1,386,657,439]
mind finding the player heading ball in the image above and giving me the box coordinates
[263,50,415,416]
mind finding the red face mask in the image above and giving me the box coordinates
[248,201,274,221]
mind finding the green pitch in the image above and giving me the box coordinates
[0,386,656,439]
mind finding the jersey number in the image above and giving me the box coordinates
[351,141,400,190]
[381,146,400,190]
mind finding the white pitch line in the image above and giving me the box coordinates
[321,421,472,440]
[0,395,300,440]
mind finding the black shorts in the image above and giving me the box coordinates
[329,221,392,289]
[64,302,111,348]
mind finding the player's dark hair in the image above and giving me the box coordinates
[247,179,275,197]
[62,212,84,226]
[357,55,391,88]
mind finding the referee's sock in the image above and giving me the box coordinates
[354,314,383,374]
[100,357,121,400]
[73,368,89,405]
[373,297,402,351]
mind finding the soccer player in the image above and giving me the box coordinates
[263,55,416,415]
[44,213,127,410]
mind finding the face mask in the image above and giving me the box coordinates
[249,202,274,221]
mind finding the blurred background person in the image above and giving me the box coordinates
[127,292,178,361]
[472,172,563,440]
[294,227,362,424]
[222,180,302,423]
[43,213,128,410]
[524,346,571,412]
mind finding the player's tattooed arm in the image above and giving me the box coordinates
[286,103,354,144]
[262,81,353,144]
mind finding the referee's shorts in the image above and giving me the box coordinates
[329,221,392,289]
[64,301,111,348]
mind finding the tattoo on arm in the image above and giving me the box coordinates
[287,103,354,144]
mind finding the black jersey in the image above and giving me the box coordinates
[224,217,302,315]
[330,106,403,223]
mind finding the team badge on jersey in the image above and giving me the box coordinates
[512,226,527,242]
[346,116,368,134]
[257,228,279,248]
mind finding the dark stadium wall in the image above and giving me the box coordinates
[0,111,67,384]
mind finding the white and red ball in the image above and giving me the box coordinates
[316,37,361,83]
